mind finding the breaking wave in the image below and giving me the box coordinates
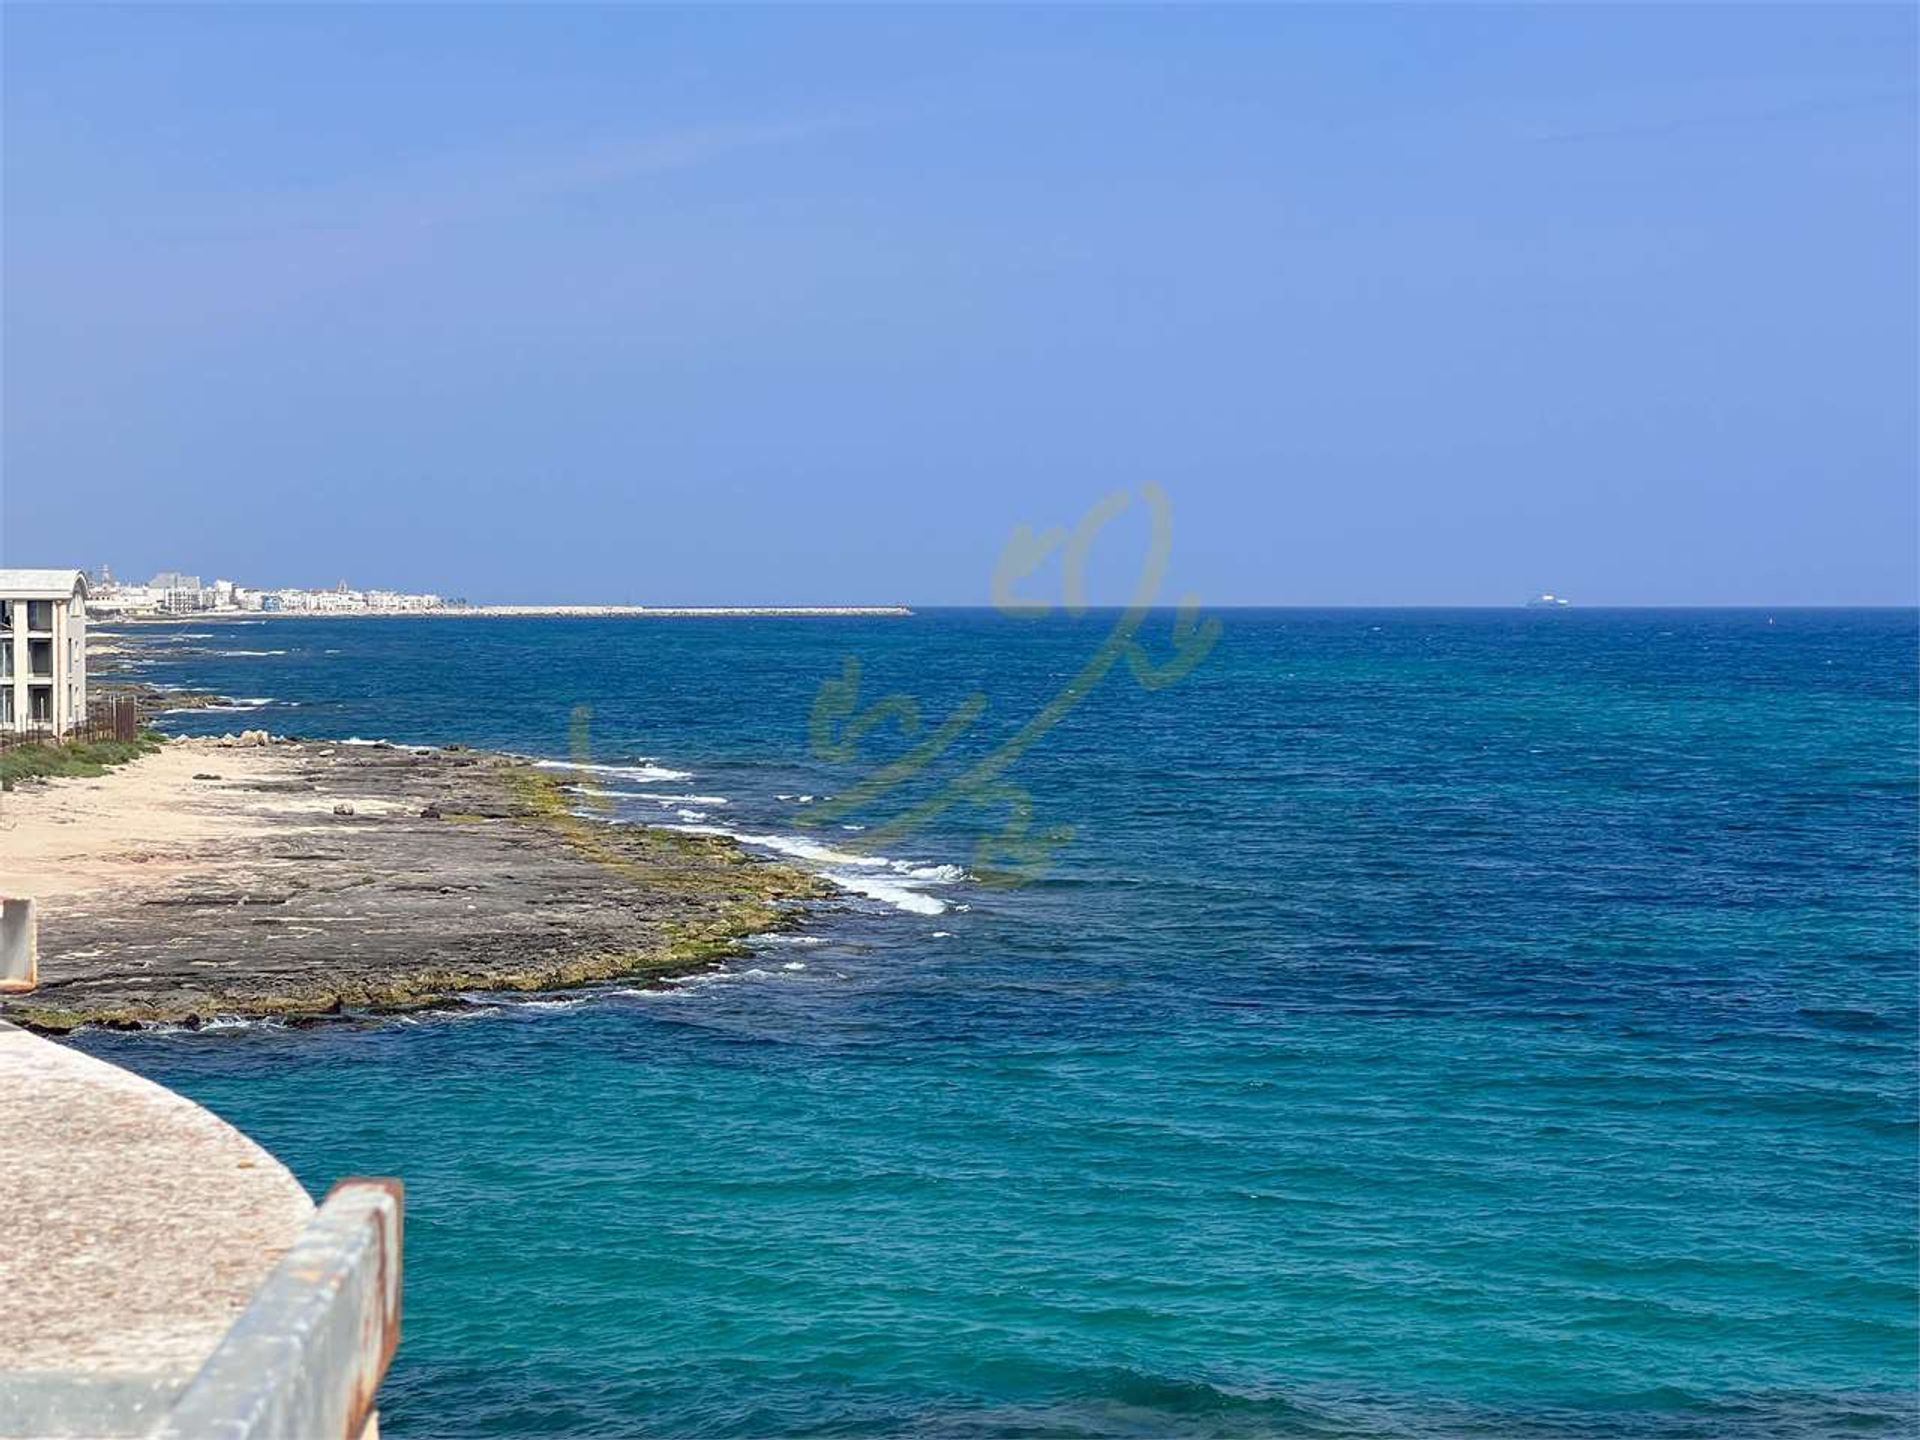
[188,697,275,712]
[535,759,693,783]
[657,823,966,916]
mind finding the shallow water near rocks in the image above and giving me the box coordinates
[77,609,1918,1438]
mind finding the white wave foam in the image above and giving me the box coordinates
[741,832,888,868]
[535,759,692,782]
[198,697,275,711]
[655,823,962,915]
[570,788,728,805]
[215,649,287,656]
[150,1014,286,1034]
[823,869,948,915]
[676,808,708,821]
[894,861,966,882]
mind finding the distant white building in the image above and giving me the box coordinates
[86,585,163,618]
[146,571,206,614]
[82,567,446,618]
[0,569,88,735]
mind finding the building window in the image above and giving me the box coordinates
[0,601,11,631]
[28,640,53,678]
[1,689,13,725]
[26,600,53,631]
[29,687,52,724]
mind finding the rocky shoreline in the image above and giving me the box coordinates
[0,739,829,1033]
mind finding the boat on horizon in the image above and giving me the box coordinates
[1525,592,1571,608]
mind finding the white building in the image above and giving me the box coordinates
[86,585,163,618]
[0,570,88,735]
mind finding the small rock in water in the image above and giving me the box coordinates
[193,772,222,781]
[333,802,356,817]
[420,803,443,820]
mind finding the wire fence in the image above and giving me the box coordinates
[0,693,141,753]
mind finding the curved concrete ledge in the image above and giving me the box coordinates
[0,1025,399,1438]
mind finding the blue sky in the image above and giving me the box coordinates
[4,5,1914,605]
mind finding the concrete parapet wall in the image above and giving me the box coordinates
[155,1181,402,1440]
[0,898,34,993]
[0,1025,401,1438]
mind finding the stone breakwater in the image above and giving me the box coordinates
[0,739,828,1033]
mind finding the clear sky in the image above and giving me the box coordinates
[3,5,1914,605]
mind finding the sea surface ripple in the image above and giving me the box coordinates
[79,609,1918,1438]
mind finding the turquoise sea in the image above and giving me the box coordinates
[74,609,1917,1438]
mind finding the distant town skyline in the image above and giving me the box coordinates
[82,569,450,617]
[4,6,1915,606]
[58,561,1920,611]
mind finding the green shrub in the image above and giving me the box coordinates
[0,730,165,786]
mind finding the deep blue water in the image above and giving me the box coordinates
[74,609,1917,1438]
